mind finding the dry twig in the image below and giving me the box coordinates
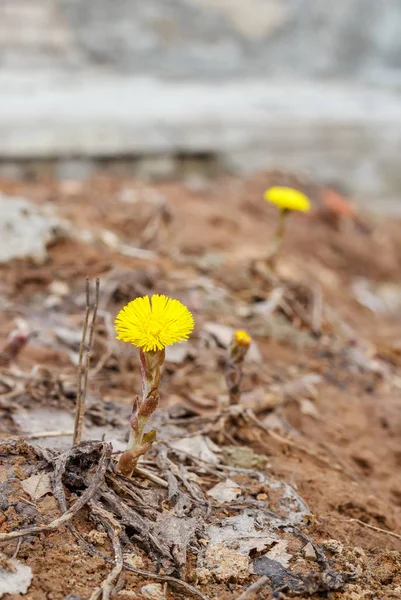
[134,465,169,488]
[24,430,73,439]
[234,576,269,600]
[89,501,124,600]
[348,518,401,541]
[73,277,100,446]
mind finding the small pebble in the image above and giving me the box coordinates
[256,493,268,501]
[86,530,108,546]
[48,280,69,297]
[303,542,317,561]
[140,583,164,599]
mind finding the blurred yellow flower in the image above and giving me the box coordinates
[115,294,194,352]
[264,186,310,213]
[234,330,252,347]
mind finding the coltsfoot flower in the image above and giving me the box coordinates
[263,186,311,271]
[264,186,310,213]
[115,294,194,476]
[115,294,194,352]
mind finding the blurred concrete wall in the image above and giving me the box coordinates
[1,0,401,208]
[2,0,401,81]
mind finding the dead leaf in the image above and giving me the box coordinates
[207,479,242,503]
[203,322,237,348]
[21,472,52,501]
[222,445,268,471]
[54,327,82,349]
[299,398,320,419]
[170,435,221,465]
[206,513,279,555]
[266,540,293,567]
[242,387,283,413]
[281,373,323,400]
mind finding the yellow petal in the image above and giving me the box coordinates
[264,186,310,212]
[115,294,194,352]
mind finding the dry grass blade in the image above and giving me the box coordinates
[73,277,100,446]
[1,430,73,439]
[73,277,91,446]
[81,278,100,435]
[0,441,112,542]
[348,518,401,541]
[26,430,73,439]
[234,576,269,600]
[134,465,169,488]
[88,501,123,600]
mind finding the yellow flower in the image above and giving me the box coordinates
[264,186,310,213]
[115,294,194,352]
[234,330,252,347]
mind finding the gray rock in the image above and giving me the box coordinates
[303,542,318,561]
[0,558,32,597]
[56,158,96,181]
[0,194,69,264]
[140,583,164,599]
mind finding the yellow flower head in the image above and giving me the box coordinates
[234,330,252,347]
[264,186,310,213]
[115,294,194,352]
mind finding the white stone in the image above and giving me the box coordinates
[0,559,32,596]
[303,542,317,561]
[139,583,164,599]
[0,194,68,264]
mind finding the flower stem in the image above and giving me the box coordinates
[268,208,289,271]
[225,334,251,405]
[118,348,165,477]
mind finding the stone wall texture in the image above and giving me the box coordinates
[1,0,401,81]
[1,0,401,207]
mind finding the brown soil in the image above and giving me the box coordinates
[1,172,401,600]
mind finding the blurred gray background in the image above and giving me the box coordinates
[1,0,401,208]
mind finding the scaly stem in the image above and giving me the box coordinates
[225,342,249,405]
[118,348,165,477]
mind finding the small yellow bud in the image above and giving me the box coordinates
[234,330,252,347]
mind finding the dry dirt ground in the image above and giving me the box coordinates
[1,172,401,600]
